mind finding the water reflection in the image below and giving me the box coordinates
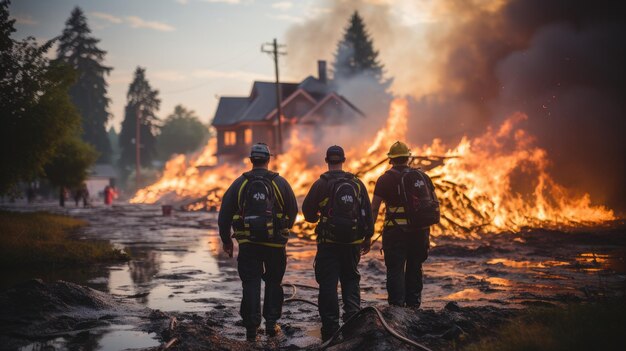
[486,258,569,268]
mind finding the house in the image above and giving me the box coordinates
[211,60,364,163]
[85,164,117,199]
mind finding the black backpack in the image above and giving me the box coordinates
[320,173,363,243]
[237,172,284,242]
[392,168,440,228]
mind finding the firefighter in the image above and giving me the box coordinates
[302,145,374,341]
[218,143,298,342]
[370,141,437,308]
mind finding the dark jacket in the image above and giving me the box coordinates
[218,168,298,246]
[302,170,374,242]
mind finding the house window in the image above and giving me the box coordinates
[224,131,237,146]
[244,129,252,145]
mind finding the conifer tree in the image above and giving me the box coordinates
[332,11,391,118]
[119,67,160,170]
[56,7,112,163]
[333,11,387,85]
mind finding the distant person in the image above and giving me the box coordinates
[26,186,35,204]
[217,143,298,342]
[370,141,440,308]
[73,187,82,207]
[81,183,90,207]
[59,187,68,207]
[104,185,117,205]
[302,145,374,341]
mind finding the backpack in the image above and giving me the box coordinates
[235,172,285,242]
[392,168,440,228]
[320,173,364,243]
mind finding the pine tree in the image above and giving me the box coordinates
[119,67,160,170]
[56,7,112,163]
[333,11,386,84]
[332,11,391,118]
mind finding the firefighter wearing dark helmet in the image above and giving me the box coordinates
[369,141,440,308]
[302,145,374,341]
[218,143,298,342]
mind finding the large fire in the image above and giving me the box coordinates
[131,98,615,238]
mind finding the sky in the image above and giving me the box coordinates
[9,0,329,130]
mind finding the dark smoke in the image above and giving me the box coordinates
[409,0,626,212]
[286,0,626,212]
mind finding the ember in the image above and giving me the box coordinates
[131,98,615,237]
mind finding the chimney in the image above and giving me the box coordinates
[317,60,327,84]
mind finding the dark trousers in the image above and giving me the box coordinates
[314,243,361,335]
[237,243,286,329]
[382,227,430,306]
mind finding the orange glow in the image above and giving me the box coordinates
[131,98,615,237]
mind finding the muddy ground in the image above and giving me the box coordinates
[1,202,625,350]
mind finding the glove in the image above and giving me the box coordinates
[360,237,371,255]
[223,239,234,258]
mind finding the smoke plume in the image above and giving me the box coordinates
[286,0,626,212]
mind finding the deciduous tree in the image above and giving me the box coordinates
[44,136,98,189]
[157,105,208,161]
[0,0,82,193]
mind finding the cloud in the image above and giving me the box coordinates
[90,12,123,24]
[194,69,273,82]
[176,0,189,4]
[272,1,293,11]
[267,13,303,23]
[202,0,242,4]
[13,15,37,25]
[153,70,188,82]
[126,16,176,32]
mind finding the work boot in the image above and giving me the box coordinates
[406,296,422,309]
[321,326,339,342]
[265,323,281,337]
[246,327,258,342]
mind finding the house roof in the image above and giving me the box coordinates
[211,76,360,127]
[90,164,117,178]
[213,81,299,126]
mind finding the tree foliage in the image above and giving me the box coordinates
[0,0,85,193]
[119,67,160,169]
[56,7,112,163]
[333,11,387,84]
[44,137,98,188]
[157,105,208,161]
[332,11,392,118]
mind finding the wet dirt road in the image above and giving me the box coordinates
[2,202,625,350]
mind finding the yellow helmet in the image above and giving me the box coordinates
[387,141,411,158]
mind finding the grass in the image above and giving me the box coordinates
[463,299,626,351]
[0,210,128,268]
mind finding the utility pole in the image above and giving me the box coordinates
[261,38,286,154]
[135,105,141,189]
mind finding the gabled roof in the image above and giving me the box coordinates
[211,76,360,127]
[90,164,117,178]
[213,81,299,126]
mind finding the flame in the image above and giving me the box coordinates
[131,98,615,237]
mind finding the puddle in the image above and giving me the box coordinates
[19,325,160,351]
[486,258,569,268]
[2,202,625,349]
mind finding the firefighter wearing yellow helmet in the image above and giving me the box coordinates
[369,141,440,308]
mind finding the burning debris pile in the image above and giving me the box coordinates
[131,99,614,238]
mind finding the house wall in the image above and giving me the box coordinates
[216,124,276,164]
